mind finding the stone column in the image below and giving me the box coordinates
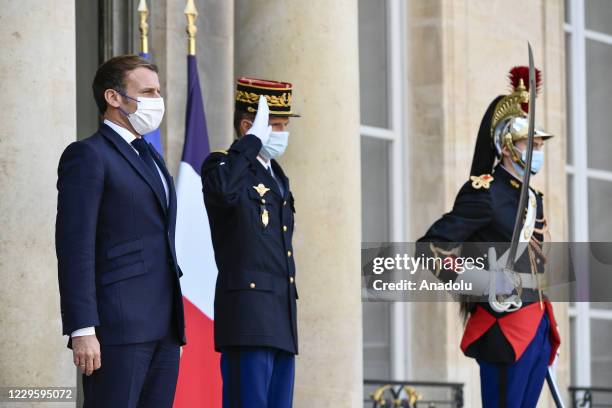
[406,0,450,386]
[0,0,77,406]
[235,1,363,406]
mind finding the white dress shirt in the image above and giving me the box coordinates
[71,120,170,338]
[257,155,272,174]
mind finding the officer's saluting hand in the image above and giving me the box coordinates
[201,78,300,408]
[247,95,273,145]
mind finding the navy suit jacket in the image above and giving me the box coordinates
[201,134,299,354]
[56,123,186,347]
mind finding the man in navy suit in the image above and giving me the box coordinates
[55,55,185,408]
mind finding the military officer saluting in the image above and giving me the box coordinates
[201,77,299,407]
[418,67,561,407]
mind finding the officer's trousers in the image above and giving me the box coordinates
[221,346,295,408]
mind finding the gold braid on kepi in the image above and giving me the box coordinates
[490,67,553,167]
[235,77,300,117]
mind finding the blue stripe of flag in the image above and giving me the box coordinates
[139,52,164,156]
[181,55,210,175]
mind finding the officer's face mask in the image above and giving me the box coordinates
[117,91,165,135]
[512,146,545,176]
[260,131,289,161]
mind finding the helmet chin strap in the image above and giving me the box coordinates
[504,137,527,169]
[511,145,527,168]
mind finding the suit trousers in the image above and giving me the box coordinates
[82,323,180,408]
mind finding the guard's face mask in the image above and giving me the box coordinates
[512,146,544,176]
[118,91,165,135]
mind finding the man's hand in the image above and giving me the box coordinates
[72,334,101,376]
[247,95,272,145]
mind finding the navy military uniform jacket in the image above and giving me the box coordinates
[417,164,560,364]
[201,134,298,354]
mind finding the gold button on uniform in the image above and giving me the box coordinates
[287,250,292,257]
[283,200,287,206]
[249,282,256,289]
[289,276,294,283]
[261,198,266,204]
[283,225,288,232]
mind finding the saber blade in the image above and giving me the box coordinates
[546,367,565,408]
[505,43,537,271]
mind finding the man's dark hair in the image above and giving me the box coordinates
[233,109,255,136]
[92,55,158,114]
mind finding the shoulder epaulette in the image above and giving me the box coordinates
[469,174,494,190]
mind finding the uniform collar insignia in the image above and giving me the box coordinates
[253,183,270,197]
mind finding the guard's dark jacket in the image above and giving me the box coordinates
[201,134,298,354]
[419,164,545,281]
[417,164,560,364]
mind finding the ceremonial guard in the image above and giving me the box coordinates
[201,78,299,407]
[417,65,562,407]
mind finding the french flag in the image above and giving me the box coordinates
[173,54,222,407]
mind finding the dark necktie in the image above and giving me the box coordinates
[131,138,167,207]
[268,165,284,196]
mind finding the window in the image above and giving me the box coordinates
[565,0,612,389]
[359,0,409,381]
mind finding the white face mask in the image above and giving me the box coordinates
[260,131,289,161]
[119,93,165,135]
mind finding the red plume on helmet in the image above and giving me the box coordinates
[508,66,542,113]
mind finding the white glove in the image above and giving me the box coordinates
[246,95,272,146]
[453,268,490,295]
[487,247,522,312]
[485,269,516,296]
[451,268,515,296]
